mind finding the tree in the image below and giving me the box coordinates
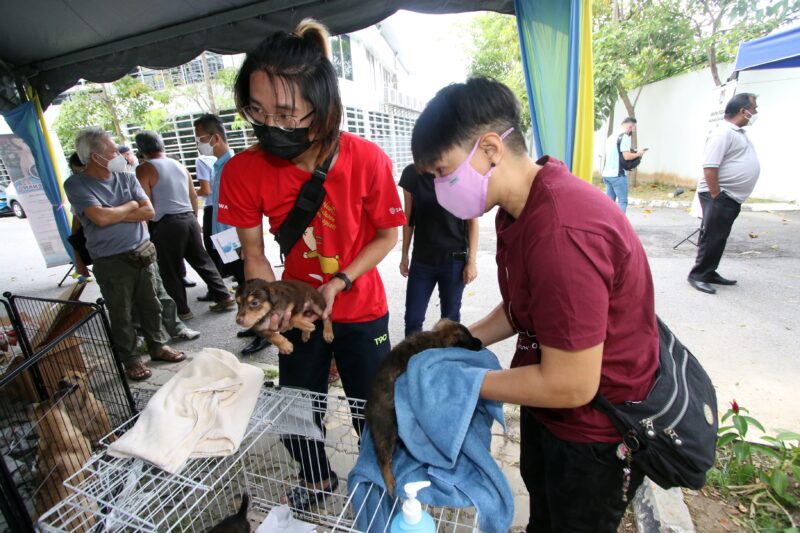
[54,76,168,154]
[468,13,532,132]
[682,0,800,86]
[593,0,702,131]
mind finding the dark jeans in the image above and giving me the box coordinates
[521,408,644,533]
[279,313,391,483]
[150,212,230,315]
[689,191,742,281]
[404,255,466,337]
[202,206,245,285]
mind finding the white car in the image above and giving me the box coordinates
[4,182,25,218]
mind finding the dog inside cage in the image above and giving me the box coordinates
[0,295,137,531]
[37,387,481,532]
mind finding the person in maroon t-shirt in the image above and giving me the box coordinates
[411,77,659,532]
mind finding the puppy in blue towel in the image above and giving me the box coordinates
[365,319,482,496]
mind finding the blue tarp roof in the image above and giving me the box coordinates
[734,25,800,71]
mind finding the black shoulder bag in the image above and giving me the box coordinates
[274,148,337,260]
[617,133,642,171]
[592,316,718,490]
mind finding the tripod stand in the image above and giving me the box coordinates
[673,226,701,250]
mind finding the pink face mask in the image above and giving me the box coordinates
[434,128,513,220]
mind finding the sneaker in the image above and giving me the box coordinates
[178,311,194,321]
[209,297,236,312]
[284,472,339,511]
[182,277,197,288]
[173,328,200,340]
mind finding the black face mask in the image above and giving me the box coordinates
[253,124,313,161]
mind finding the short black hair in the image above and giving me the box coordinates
[724,93,757,118]
[622,117,637,125]
[117,145,131,154]
[68,152,83,170]
[411,77,527,170]
[193,114,227,142]
[134,131,165,155]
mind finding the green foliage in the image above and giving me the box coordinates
[713,401,800,529]
[593,0,703,128]
[467,12,531,132]
[54,76,168,154]
[591,0,800,127]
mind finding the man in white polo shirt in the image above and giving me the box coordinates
[688,93,760,294]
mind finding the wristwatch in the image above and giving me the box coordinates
[333,272,352,291]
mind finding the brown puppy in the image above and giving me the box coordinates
[235,279,333,355]
[58,370,114,446]
[29,401,92,522]
[207,493,250,533]
[365,319,483,496]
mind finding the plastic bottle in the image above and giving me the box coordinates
[389,481,435,533]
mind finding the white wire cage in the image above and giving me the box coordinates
[37,385,481,532]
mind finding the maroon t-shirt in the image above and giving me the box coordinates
[497,156,659,443]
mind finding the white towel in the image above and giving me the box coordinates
[108,348,263,473]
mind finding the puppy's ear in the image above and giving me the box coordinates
[468,336,483,351]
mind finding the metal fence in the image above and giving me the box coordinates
[0,294,135,532]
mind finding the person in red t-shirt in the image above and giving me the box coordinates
[411,77,659,532]
[217,19,405,510]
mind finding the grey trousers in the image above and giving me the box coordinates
[93,252,170,366]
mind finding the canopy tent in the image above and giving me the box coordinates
[733,24,800,72]
[0,0,515,110]
[0,0,594,271]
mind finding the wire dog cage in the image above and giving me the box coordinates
[0,293,135,532]
[38,386,480,532]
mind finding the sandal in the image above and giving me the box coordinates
[150,345,186,363]
[125,362,152,381]
[284,472,339,511]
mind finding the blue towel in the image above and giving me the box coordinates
[348,347,513,533]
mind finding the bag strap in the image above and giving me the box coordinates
[275,145,337,261]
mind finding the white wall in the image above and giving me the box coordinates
[596,62,800,203]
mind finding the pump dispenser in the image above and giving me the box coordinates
[389,481,435,532]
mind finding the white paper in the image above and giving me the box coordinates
[257,504,317,533]
[210,228,242,264]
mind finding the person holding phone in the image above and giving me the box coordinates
[601,117,646,213]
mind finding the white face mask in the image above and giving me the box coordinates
[196,137,215,156]
[744,110,758,126]
[96,153,128,173]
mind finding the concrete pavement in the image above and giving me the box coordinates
[2,198,798,530]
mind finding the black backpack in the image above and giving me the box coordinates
[592,316,718,490]
[617,133,642,172]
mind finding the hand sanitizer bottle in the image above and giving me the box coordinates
[389,481,435,532]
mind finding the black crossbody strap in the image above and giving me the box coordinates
[275,145,337,261]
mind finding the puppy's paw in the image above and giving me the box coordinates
[276,340,294,355]
[323,330,334,343]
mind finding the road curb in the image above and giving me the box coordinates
[633,478,695,532]
[628,197,799,211]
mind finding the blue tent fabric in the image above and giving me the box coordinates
[2,101,73,261]
[734,25,800,71]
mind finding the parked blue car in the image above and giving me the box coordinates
[0,185,10,216]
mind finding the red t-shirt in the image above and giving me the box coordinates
[217,132,406,323]
[497,156,659,443]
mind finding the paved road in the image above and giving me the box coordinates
[2,201,798,433]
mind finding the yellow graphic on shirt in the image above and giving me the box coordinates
[302,219,340,274]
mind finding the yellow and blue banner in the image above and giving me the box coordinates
[515,0,593,181]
